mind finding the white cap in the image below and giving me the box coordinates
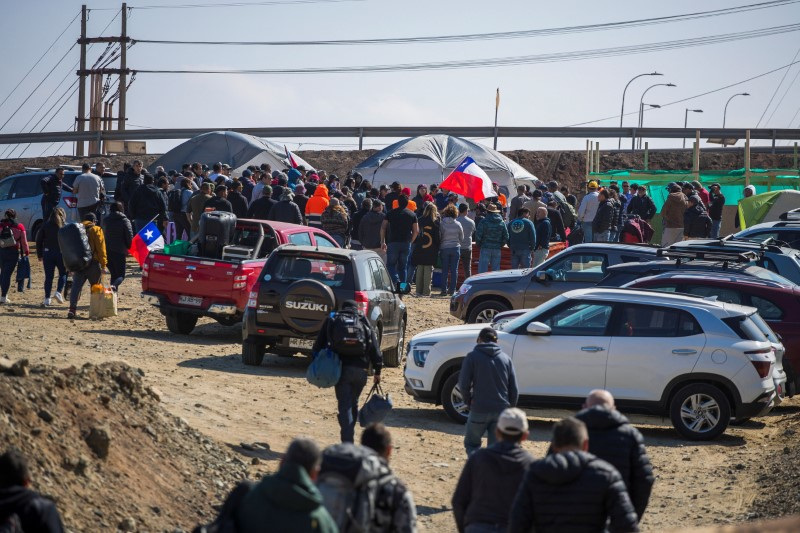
[497,408,529,434]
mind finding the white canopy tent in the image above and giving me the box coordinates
[353,135,538,197]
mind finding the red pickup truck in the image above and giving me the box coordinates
[141,219,339,334]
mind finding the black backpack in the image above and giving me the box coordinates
[167,188,183,213]
[192,480,254,533]
[327,309,369,357]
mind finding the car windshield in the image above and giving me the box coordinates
[497,295,567,332]
[269,255,353,288]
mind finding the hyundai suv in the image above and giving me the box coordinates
[406,288,777,440]
[242,245,408,367]
[450,243,662,323]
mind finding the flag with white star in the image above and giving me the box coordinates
[129,221,164,266]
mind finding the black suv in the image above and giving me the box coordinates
[241,245,408,367]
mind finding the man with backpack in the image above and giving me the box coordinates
[312,300,383,443]
[235,438,337,533]
[0,448,64,532]
[548,180,577,231]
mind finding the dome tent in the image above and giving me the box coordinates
[149,131,315,176]
[354,135,537,196]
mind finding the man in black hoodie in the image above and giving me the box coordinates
[575,390,654,522]
[452,408,534,533]
[128,173,167,232]
[0,448,64,532]
[508,417,639,533]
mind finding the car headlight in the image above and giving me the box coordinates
[457,283,472,296]
[410,342,437,367]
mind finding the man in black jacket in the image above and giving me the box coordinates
[40,167,65,222]
[128,173,167,232]
[708,183,725,238]
[102,202,134,290]
[227,180,250,219]
[683,195,712,239]
[246,185,276,220]
[576,390,654,522]
[452,408,534,533]
[204,184,234,213]
[508,417,640,533]
[312,300,382,443]
[118,159,147,215]
[267,190,303,225]
[349,198,373,250]
[359,200,386,262]
[0,448,64,532]
[626,185,656,222]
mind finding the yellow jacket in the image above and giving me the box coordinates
[82,221,108,268]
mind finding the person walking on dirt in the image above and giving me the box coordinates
[236,438,337,533]
[0,209,30,305]
[361,423,418,533]
[452,407,534,533]
[68,213,107,320]
[0,448,65,532]
[72,163,105,223]
[575,390,654,522]
[102,202,134,291]
[508,417,640,533]
[35,207,67,307]
[459,327,518,456]
[40,167,66,223]
[312,300,383,443]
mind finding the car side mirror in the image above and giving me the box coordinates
[536,270,549,282]
[526,321,551,335]
[396,282,411,295]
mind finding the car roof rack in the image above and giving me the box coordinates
[698,235,785,253]
[779,208,800,221]
[657,247,760,265]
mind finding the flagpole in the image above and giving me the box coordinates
[493,88,500,150]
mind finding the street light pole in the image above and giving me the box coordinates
[683,108,703,149]
[723,92,750,128]
[640,104,661,129]
[637,83,676,148]
[618,72,662,150]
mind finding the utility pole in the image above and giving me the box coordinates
[76,5,87,157]
[118,2,127,131]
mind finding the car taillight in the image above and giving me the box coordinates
[354,291,369,315]
[247,283,260,309]
[745,347,773,378]
[750,360,771,378]
[63,196,78,208]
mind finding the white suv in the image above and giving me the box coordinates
[404,288,778,440]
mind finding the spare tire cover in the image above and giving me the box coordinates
[280,279,336,334]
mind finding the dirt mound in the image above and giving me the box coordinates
[0,359,249,532]
[749,407,800,520]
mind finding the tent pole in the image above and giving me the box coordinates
[595,142,600,175]
[644,142,649,171]
[745,129,751,187]
[585,140,591,179]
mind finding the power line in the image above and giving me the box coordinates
[91,0,362,10]
[133,0,800,47]
[0,10,80,112]
[565,59,800,127]
[134,23,800,75]
[764,65,800,126]
[755,45,800,127]
[16,83,81,158]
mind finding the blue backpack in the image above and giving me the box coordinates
[306,348,342,388]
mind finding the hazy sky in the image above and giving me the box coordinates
[1,0,799,158]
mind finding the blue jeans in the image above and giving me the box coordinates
[42,249,67,298]
[440,246,460,294]
[609,229,619,242]
[334,365,368,443]
[478,248,501,273]
[0,248,18,297]
[711,219,722,238]
[533,248,549,267]
[581,221,594,243]
[386,242,411,284]
[510,249,531,269]
[465,409,500,456]
[594,230,611,242]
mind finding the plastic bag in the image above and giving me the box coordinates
[306,348,342,388]
[358,384,393,427]
[89,287,117,320]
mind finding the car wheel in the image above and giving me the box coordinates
[669,383,730,440]
[165,312,198,335]
[382,318,405,368]
[467,300,510,324]
[242,340,266,366]
[441,372,469,424]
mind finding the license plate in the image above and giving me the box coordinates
[289,338,313,349]
[178,295,203,306]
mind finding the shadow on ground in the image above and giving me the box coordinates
[177,353,308,379]
[87,323,241,344]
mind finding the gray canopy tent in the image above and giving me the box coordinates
[149,131,315,175]
[354,134,537,196]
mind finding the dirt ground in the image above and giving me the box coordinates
[1,257,798,531]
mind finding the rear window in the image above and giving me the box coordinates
[722,315,768,342]
[749,313,779,343]
[102,175,117,194]
[268,254,353,289]
[748,267,791,283]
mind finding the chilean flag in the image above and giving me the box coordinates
[440,157,494,202]
[129,221,164,267]
[285,145,298,169]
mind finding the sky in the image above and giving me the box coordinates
[0,0,799,159]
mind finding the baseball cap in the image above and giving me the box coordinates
[497,408,529,435]
[710,182,721,189]
[242,169,252,178]
[588,180,599,189]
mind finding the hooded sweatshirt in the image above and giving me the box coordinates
[575,406,654,519]
[458,342,518,413]
[475,213,509,250]
[508,450,640,533]
[0,486,64,532]
[236,461,337,533]
[452,440,535,532]
[305,185,330,228]
[439,216,464,250]
[507,216,536,252]
[661,191,688,228]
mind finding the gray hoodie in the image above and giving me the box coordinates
[458,342,518,413]
[457,214,476,248]
[440,216,464,249]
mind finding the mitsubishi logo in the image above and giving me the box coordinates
[186,274,194,282]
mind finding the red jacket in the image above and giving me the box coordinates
[0,220,29,256]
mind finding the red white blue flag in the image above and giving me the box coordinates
[285,145,298,169]
[440,157,494,202]
[129,221,164,267]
